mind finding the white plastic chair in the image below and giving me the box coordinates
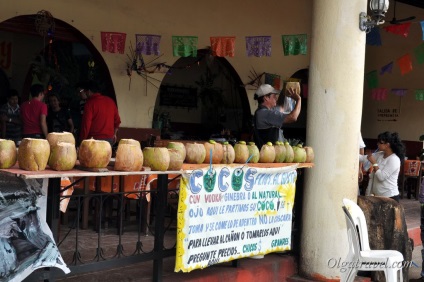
[342,198,404,282]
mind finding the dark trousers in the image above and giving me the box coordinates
[421,204,424,277]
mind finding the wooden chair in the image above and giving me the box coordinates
[400,160,421,199]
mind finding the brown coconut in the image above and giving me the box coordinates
[185,143,206,164]
[78,139,112,168]
[143,147,170,171]
[259,142,275,163]
[203,140,223,164]
[46,132,75,147]
[118,138,141,149]
[114,143,143,171]
[0,139,17,169]
[247,142,260,163]
[168,148,184,170]
[234,141,249,163]
[221,142,235,164]
[304,146,315,163]
[48,142,77,171]
[167,142,186,161]
[18,138,50,171]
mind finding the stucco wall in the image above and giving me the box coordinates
[0,0,312,129]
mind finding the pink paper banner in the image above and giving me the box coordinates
[101,32,126,54]
[383,23,411,37]
[371,88,388,101]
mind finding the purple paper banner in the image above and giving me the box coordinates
[245,36,271,57]
[136,34,161,56]
[391,88,407,96]
[380,62,393,75]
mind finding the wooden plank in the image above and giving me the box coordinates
[181,163,314,170]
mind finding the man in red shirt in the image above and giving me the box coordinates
[76,80,121,146]
[21,84,48,139]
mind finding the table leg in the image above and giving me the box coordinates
[82,177,90,229]
[47,178,61,243]
[153,174,167,282]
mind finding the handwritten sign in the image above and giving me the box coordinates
[159,85,197,108]
[175,165,297,272]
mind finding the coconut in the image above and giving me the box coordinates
[114,143,143,171]
[234,141,249,163]
[46,132,75,147]
[48,142,77,171]
[221,142,235,164]
[203,140,224,164]
[18,138,50,171]
[284,141,295,163]
[259,142,275,163]
[247,142,260,163]
[0,139,17,169]
[304,146,315,163]
[293,144,307,163]
[78,139,112,168]
[167,141,186,161]
[168,148,184,170]
[185,143,206,164]
[118,138,141,149]
[143,147,170,171]
[274,141,287,163]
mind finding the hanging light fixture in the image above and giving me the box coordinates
[359,0,389,33]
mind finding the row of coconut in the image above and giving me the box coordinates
[0,132,314,172]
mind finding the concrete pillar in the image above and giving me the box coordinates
[300,0,368,279]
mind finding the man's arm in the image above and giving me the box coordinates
[283,93,301,124]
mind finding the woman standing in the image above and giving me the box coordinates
[359,131,406,202]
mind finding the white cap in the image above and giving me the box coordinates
[255,84,280,97]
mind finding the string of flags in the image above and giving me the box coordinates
[365,20,424,101]
[100,32,307,57]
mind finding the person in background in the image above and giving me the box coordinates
[359,131,405,202]
[76,80,121,146]
[20,84,48,139]
[0,89,22,145]
[46,93,74,133]
[358,133,366,194]
[253,83,301,149]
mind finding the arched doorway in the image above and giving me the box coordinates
[0,14,116,133]
[153,49,250,142]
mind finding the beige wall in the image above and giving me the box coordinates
[0,0,312,129]
[363,0,424,143]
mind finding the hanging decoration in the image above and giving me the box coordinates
[414,43,424,64]
[281,34,307,56]
[366,70,378,89]
[135,34,161,56]
[397,54,412,75]
[101,32,126,54]
[265,73,281,90]
[415,89,424,101]
[391,88,407,96]
[366,27,382,46]
[380,62,393,75]
[421,21,424,40]
[383,23,411,37]
[172,36,198,57]
[243,68,264,88]
[371,88,388,101]
[210,36,235,57]
[35,10,55,38]
[245,36,271,57]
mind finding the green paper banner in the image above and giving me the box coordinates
[365,70,378,89]
[172,36,198,57]
[415,89,424,101]
[414,43,424,65]
[282,34,307,56]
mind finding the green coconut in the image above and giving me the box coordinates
[168,148,184,170]
[234,141,249,163]
[143,147,170,171]
[114,143,143,171]
[119,138,141,149]
[274,141,287,163]
[0,139,17,169]
[247,142,260,163]
[304,146,315,163]
[46,132,75,147]
[204,140,224,164]
[48,142,77,171]
[167,141,186,161]
[18,138,50,171]
[185,143,206,164]
[259,142,275,163]
[293,144,307,163]
[284,141,295,163]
